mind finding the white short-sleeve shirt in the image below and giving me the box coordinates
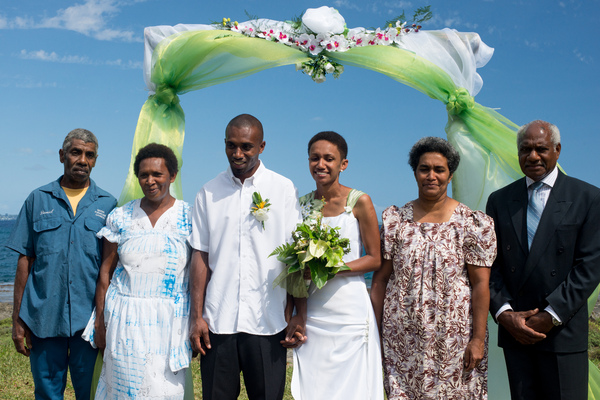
[189,162,301,335]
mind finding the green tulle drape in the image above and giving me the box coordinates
[118,30,310,205]
[118,28,599,399]
[329,45,523,211]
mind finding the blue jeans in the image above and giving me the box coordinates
[30,330,98,400]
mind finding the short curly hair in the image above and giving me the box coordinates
[134,143,179,177]
[307,131,348,160]
[408,136,460,174]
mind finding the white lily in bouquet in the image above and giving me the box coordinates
[271,212,350,298]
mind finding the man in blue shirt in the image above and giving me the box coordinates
[6,128,117,400]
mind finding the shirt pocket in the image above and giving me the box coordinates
[33,217,63,256]
[83,217,105,256]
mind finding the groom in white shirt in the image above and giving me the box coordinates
[188,114,306,400]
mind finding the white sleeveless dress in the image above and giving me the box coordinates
[291,190,384,399]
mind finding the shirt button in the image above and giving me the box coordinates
[506,245,511,251]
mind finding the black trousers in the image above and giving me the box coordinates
[200,330,287,400]
[503,347,588,400]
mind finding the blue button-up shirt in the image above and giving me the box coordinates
[6,177,116,338]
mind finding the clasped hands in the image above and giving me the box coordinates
[498,308,554,345]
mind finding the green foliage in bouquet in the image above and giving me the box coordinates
[271,214,351,298]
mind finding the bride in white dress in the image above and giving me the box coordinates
[291,131,384,400]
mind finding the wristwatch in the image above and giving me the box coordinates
[551,316,562,326]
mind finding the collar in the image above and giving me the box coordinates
[226,161,266,186]
[40,176,108,200]
[526,167,558,189]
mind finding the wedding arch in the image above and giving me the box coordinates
[120,7,600,398]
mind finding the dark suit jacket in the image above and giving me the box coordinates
[486,170,600,352]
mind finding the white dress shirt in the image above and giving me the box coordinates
[189,162,301,335]
[496,167,562,322]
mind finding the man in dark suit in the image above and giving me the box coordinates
[487,120,600,400]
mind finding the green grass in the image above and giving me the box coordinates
[0,316,294,399]
[589,318,600,369]
[3,316,600,399]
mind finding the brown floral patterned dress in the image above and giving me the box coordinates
[380,202,496,399]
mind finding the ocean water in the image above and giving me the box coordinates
[0,218,374,302]
[0,220,17,302]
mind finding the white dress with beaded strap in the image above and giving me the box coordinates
[291,189,384,399]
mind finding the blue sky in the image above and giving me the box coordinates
[1,0,598,216]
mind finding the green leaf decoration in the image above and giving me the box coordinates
[310,259,329,289]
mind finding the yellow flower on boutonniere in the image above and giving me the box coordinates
[251,191,271,229]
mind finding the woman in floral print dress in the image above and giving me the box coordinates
[371,137,497,399]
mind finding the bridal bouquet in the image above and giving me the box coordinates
[271,214,350,298]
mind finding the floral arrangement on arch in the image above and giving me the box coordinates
[217,6,427,83]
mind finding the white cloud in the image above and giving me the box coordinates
[573,48,591,63]
[105,59,143,69]
[444,17,460,27]
[0,0,142,42]
[18,49,142,69]
[6,75,59,89]
[524,40,539,49]
[559,2,566,7]
[15,81,59,89]
[17,148,33,154]
[19,49,91,64]
[333,0,362,12]
[383,1,413,8]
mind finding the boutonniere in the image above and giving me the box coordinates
[251,191,271,229]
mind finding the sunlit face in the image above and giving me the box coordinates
[414,152,452,200]
[225,125,265,182]
[308,140,348,185]
[137,157,176,203]
[59,139,97,188]
[518,122,561,182]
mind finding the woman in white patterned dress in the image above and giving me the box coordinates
[291,131,384,400]
[370,137,496,399]
[83,143,192,399]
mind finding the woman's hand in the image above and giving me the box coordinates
[463,337,485,371]
[94,315,107,352]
